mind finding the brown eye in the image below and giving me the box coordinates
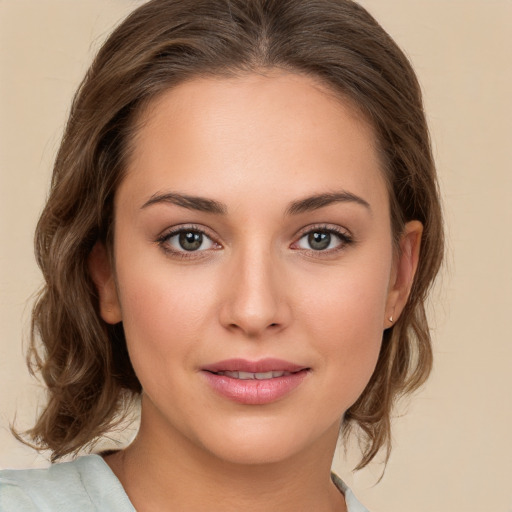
[179,231,203,251]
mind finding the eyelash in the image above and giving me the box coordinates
[156,224,354,259]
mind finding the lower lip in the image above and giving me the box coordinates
[202,370,309,405]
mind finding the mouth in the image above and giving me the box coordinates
[201,358,310,405]
[209,370,298,380]
[201,357,308,375]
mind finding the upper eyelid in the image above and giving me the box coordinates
[294,223,352,239]
[158,224,217,241]
[158,223,350,238]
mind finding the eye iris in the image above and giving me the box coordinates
[308,231,330,250]
[179,231,202,251]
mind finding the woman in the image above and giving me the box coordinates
[0,0,443,510]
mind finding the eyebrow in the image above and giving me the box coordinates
[285,191,371,216]
[141,190,370,215]
[141,192,227,214]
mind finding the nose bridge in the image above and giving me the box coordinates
[220,236,288,337]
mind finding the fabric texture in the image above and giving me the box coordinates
[0,454,369,511]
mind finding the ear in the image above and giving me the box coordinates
[384,220,423,328]
[88,242,122,324]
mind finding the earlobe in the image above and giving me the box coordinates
[88,242,122,324]
[385,220,423,327]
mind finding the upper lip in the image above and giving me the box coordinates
[201,358,308,374]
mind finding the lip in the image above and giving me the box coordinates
[201,358,307,374]
[201,358,310,405]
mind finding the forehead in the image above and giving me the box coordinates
[120,71,388,214]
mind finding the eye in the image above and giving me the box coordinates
[158,226,219,255]
[294,226,353,252]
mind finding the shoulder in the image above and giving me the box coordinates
[0,455,135,512]
[331,472,371,512]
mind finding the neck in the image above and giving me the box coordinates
[104,401,346,512]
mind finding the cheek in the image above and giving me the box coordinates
[297,256,390,335]
[294,256,391,401]
[114,259,218,374]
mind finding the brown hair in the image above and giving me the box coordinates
[23,0,443,468]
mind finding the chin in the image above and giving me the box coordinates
[195,416,340,467]
[208,438,302,466]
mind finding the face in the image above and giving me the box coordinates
[91,71,421,466]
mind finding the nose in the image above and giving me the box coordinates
[218,244,291,338]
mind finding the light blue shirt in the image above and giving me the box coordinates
[0,455,369,511]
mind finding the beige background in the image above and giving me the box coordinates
[1,1,511,511]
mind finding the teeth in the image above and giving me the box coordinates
[255,371,274,380]
[216,370,292,380]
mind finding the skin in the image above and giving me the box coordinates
[89,71,422,512]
